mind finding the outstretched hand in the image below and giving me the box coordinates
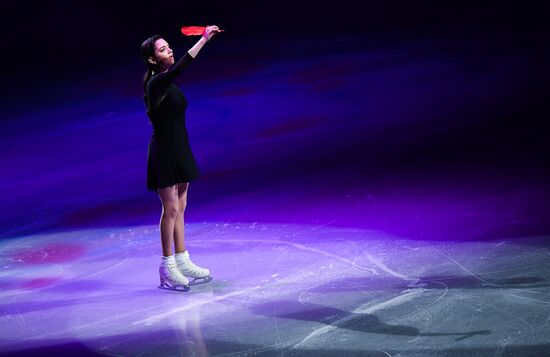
[203,25,223,41]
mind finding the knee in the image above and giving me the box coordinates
[163,204,179,218]
[178,200,187,214]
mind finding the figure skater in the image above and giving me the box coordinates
[140,26,221,291]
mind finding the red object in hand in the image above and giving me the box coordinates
[181,26,206,36]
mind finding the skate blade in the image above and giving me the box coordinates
[158,281,190,292]
[188,276,213,286]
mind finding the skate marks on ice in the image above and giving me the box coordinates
[1,223,549,356]
[250,273,487,353]
[192,224,548,355]
[210,227,548,355]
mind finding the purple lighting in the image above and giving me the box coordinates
[1,1,549,355]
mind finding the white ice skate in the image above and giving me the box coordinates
[176,251,213,286]
[159,258,190,292]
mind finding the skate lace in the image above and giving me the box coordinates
[182,257,206,274]
[166,262,187,281]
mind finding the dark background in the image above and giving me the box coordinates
[3,0,548,171]
[0,1,548,239]
[3,1,549,87]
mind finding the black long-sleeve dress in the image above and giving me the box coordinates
[145,52,200,191]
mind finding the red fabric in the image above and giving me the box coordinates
[181,26,206,36]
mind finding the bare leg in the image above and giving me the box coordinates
[174,183,189,254]
[157,185,180,256]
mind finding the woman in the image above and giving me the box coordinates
[140,26,221,291]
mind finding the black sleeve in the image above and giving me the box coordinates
[154,52,195,84]
[146,52,195,112]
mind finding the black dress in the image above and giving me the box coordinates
[145,52,200,191]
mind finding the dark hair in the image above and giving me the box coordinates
[140,35,162,103]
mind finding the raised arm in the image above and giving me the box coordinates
[147,26,221,111]
[188,25,221,58]
[152,26,221,84]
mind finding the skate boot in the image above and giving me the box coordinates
[175,250,213,286]
[158,256,190,292]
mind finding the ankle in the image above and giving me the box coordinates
[161,255,176,264]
